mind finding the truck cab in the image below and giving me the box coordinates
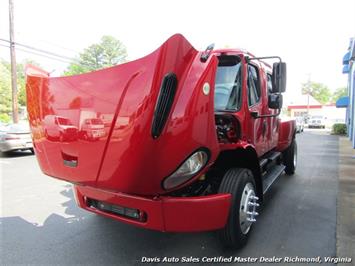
[213,52,282,156]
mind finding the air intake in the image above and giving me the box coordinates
[151,73,178,138]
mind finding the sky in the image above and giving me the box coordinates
[0,0,354,101]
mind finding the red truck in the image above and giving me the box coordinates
[26,34,296,248]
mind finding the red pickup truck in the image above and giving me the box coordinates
[26,34,296,248]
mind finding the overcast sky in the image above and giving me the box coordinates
[0,0,354,100]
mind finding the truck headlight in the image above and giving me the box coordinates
[162,150,209,190]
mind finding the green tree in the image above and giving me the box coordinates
[301,81,331,104]
[64,35,127,75]
[0,59,40,122]
[0,60,12,122]
[331,87,348,103]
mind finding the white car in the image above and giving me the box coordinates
[0,123,33,153]
[80,118,106,140]
[43,115,78,141]
[295,117,304,133]
[308,116,326,129]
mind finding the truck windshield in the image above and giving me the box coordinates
[90,119,104,125]
[57,117,72,125]
[214,56,242,111]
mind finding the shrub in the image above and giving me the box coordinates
[0,113,11,123]
[332,123,347,135]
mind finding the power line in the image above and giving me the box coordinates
[16,47,73,64]
[15,31,81,54]
[0,38,75,61]
[0,43,10,49]
[0,42,72,64]
[0,37,126,69]
[0,39,97,68]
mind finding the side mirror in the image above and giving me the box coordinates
[268,93,283,109]
[272,62,287,93]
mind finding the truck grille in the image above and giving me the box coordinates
[151,73,178,139]
[87,198,146,222]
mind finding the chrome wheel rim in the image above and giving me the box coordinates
[239,182,258,234]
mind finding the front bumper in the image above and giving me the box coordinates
[74,185,231,232]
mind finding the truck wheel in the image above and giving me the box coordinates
[283,139,297,175]
[218,168,259,248]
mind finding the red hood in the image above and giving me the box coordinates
[26,34,219,195]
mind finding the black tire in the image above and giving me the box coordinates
[283,139,297,175]
[217,168,257,249]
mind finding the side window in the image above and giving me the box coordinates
[247,64,261,106]
[267,73,273,94]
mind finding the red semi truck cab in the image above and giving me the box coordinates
[26,34,296,248]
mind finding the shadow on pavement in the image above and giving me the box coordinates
[1,132,339,265]
[1,184,234,265]
[0,150,34,158]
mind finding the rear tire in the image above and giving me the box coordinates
[217,168,258,249]
[283,139,297,175]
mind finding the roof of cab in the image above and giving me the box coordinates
[211,48,272,69]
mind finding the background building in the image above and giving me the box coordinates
[339,37,355,148]
[287,95,346,127]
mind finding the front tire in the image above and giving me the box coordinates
[218,168,258,249]
[283,139,297,175]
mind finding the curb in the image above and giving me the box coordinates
[337,137,355,265]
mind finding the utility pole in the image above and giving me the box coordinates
[9,0,19,123]
[306,73,311,119]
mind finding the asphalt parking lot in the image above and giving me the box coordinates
[0,130,342,265]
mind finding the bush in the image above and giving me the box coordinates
[332,123,347,135]
[0,113,11,123]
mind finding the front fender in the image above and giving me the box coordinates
[277,119,296,152]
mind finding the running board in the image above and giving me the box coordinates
[259,151,281,170]
[268,151,281,162]
[262,164,285,194]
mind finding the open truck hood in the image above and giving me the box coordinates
[26,34,219,195]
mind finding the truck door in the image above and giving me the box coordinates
[247,63,265,156]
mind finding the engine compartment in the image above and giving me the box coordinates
[215,113,240,143]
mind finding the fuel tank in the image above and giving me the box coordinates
[26,34,220,195]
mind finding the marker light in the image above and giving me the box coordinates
[163,150,209,190]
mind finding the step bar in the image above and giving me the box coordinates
[262,164,286,194]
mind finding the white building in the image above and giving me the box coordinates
[286,94,346,126]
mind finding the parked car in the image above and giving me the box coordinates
[295,117,304,133]
[80,118,106,140]
[0,123,33,153]
[308,115,326,129]
[43,115,78,141]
